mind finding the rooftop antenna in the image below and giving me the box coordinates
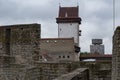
[77,0,79,16]
[113,0,115,31]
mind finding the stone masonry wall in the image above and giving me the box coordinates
[0,64,41,80]
[35,62,71,80]
[35,61,111,80]
[0,23,41,80]
[40,38,76,62]
[112,26,120,80]
[53,68,89,80]
[0,23,41,65]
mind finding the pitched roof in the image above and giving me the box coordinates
[58,7,79,18]
[56,6,81,24]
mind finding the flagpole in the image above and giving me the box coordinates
[113,0,115,31]
[77,0,78,6]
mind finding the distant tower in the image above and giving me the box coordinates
[90,39,104,54]
[56,6,82,46]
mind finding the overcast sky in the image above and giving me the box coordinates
[0,0,119,54]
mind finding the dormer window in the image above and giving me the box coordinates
[65,12,68,17]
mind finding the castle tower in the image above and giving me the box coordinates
[56,6,82,46]
[90,39,104,54]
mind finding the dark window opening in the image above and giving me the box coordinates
[67,56,70,58]
[21,28,23,30]
[60,28,61,31]
[59,56,61,58]
[5,29,11,55]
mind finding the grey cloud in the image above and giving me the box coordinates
[0,0,59,21]
[79,0,115,53]
[0,0,119,54]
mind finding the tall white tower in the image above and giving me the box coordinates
[56,6,82,46]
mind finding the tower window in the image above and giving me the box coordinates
[60,28,61,31]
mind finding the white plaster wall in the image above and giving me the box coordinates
[58,23,79,45]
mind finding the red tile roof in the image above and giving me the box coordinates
[80,54,112,58]
[56,6,82,24]
[58,7,79,18]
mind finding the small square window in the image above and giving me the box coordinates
[59,56,61,58]
[67,56,70,58]
[60,28,61,31]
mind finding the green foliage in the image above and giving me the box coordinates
[80,52,89,54]
[80,52,90,56]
